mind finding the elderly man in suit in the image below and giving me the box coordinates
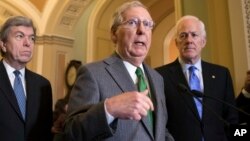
[64,1,174,141]
[156,15,238,141]
[0,16,53,141]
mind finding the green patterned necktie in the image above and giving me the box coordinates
[135,67,153,129]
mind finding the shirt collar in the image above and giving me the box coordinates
[123,60,143,84]
[3,60,25,77]
[178,57,202,72]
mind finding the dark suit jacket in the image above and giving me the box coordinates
[65,54,174,141]
[156,59,238,141]
[0,61,53,141]
[236,93,250,125]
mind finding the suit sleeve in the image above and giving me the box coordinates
[64,66,114,141]
[224,69,239,124]
[236,92,250,124]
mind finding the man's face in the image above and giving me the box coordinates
[2,26,35,67]
[112,7,153,66]
[175,19,206,64]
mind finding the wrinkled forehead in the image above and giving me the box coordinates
[10,26,35,35]
[177,19,201,33]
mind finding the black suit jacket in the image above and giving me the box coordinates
[156,59,238,141]
[0,61,53,141]
[236,92,250,125]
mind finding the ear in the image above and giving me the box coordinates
[111,31,117,44]
[0,41,6,52]
[175,38,180,48]
[201,38,206,48]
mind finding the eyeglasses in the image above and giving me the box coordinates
[177,32,200,41]
[119,18,154,30]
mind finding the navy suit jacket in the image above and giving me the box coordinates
[65,54,174,141]
[0,61,53,141]
[156,59,238,141]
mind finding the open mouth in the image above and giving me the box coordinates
[134,41,145,46]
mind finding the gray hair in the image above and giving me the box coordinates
[0,16,36,56]
[110,0,147,34]
[174,15,206,39]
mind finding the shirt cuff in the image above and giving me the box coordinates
[104,99,115,124]
[241,89,250,98]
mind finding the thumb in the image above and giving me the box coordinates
[141,89,149,96]
[141,89,154,111]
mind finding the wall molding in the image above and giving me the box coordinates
[36,35,74,47]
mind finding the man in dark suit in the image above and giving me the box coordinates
[156,15,238,141]
[64,1,174,141]
[0,16,53,141]
[236,70,250,125]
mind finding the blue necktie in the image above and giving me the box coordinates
[189,66,202,118]
[13,70,26,120]
[135,67,153,129]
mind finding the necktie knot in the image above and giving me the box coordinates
[188,66,200,91]
[135,67,147,92]
[135,67,143,77]
[189,66,196,73]
[14,70,21,77]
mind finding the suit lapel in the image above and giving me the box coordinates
[142,64,155,139]
[25,70,37,123]
[0,61,25,121]
[106,63,136,92]
[104,54,136,93]
[201,61,216,122]
[201,61,214,96]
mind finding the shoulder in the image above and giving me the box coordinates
[144,64,163,81]
[202,61,230,72]
[156,61,177,70]
[80,54,123,73]
[25,69,51,85]
[155,60,180,75]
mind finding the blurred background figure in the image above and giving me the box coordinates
[236,70,250,125]
[52,98,68,141]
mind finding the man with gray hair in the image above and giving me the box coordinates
[0,16,53,141]
[65,1,174,141]
[156,15,238,141]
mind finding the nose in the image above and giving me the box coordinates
[186,34,192,40]
[24,39,30,47]
[185,33,195,43]
[23,37,33,47]
[136,23,146,35]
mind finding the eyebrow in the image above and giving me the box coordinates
[14,31,35,36]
